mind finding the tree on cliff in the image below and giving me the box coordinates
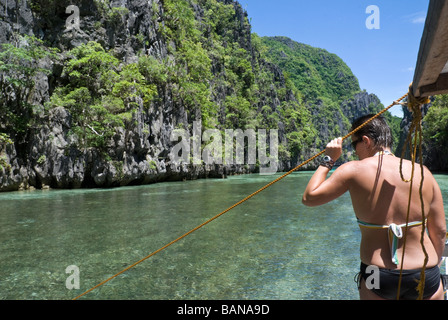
[47,41,156,150]
[0,35,57,143]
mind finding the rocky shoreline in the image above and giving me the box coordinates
[1,107,264,192]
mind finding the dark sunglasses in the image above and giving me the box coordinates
[351,139,360,149]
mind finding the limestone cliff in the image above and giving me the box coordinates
[0,0,296,190]
[0,0,398,191]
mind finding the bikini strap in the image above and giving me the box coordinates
[357,219,426,265]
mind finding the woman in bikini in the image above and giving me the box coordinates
[302,114,446,300]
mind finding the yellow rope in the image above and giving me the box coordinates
[396,84,431,300]
[73,94,408,300]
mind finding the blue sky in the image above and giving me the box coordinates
[238,0,429,117]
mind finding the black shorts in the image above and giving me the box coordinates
[356,262,444,300]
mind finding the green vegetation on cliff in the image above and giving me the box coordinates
[259,36,405,156]
[0,35,57,142]
[423,95,448,149]
[261,36,360,104]
[47,41,156,149]
[422,94,448,169]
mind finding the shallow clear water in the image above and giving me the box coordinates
[0,172,447,300]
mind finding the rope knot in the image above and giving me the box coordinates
[406,83,430,115]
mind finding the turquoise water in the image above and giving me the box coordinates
[0,172,447,300]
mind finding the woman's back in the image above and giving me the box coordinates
[348,154,439,269]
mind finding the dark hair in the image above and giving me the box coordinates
[351,114,392,149]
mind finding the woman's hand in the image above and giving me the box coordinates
[325,137,343,161]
